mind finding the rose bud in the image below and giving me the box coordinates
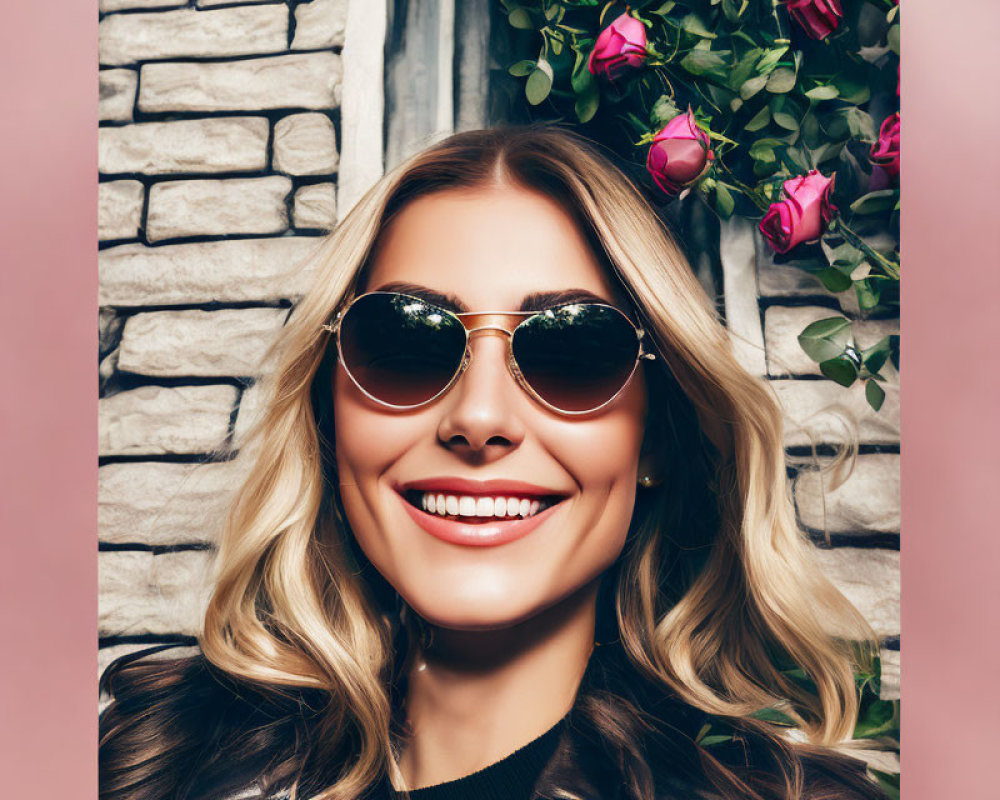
[759,171,838,254]
[646,109,714,195]
[870,112,900,182]
[588,12,647,81]
[784,0,844,40]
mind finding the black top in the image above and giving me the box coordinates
[393,718,566,800]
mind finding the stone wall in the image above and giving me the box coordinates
[98,1,898,706]
[719,217,900,702]
[97,0,359,678]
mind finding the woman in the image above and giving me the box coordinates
[100,126,888,800]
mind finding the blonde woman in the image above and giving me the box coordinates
[100,126,889,800]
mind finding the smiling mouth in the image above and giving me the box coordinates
[401,489,566,524]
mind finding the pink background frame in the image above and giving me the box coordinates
[1,1,998,797]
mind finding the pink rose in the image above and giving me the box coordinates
[759,171,838,254]
[784,0,844,40]
[587,13,647,81]
[646,109,714,195]
[870,112,900,182]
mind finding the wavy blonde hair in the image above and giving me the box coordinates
[198,126,878,799]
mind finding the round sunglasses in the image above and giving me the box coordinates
[323,291,657,415]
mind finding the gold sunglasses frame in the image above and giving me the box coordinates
[322,291,657,416]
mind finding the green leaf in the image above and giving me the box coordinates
[750,706,797,726]
[698,734,734,746]
[714,183,735,217]
[805,84,839,101]
[571,52,595,95]
[798,316,853,363]
[816,266,854,293]
[680,13,717,39]
[862,335,893,374]
[854,698,897,738]
[574,82,600,122]
[740,74,769,100]
[651,1,677,14]
[820,356,859,387]
[650,95,681,127]
[772,111,799,131]
[756,46,789,75]
[832,75,871,104]
[525,59,554,105]
[680,49,728,77]
[887,24,900,56]
[850,189,899,216]
[508,59,536,77]
[865,379,886,411]
[765,67,796,93]
[507,7,533,30]
[744,105,771,132]
[544,3,561,21]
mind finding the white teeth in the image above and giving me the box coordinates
[475,496,493,517]
[414,491,554,519]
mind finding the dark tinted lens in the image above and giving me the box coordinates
[338,293,466,406]
[511,304,640,413]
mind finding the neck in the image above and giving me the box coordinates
[395,579,599,791]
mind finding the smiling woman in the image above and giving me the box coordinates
[99,126,888,800]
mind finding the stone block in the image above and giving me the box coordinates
[764,305,898,378]
[795,454,901,534]
[771,379,900,449]
[99,238,322,306]
[118,307,286,377]
[811,547,899,638]
[99,68,137,122]
[101,0,185,11]
[757,261,825,298]
[146,176,291,242]
[273,113,338,175]
[198,0,273,5]
[233,383,266,445]
[99,308,124,359]
[99,180,144,241]
[293,183,337,230]
[99,6,287,66]
[99,550,214,637]
[139,53,343,113]
[99,460,247,546]
[880,647,900,701]
[720,217,766,377]
[292,0,349,50]
[100,118,268,175]
[99,384,238,456]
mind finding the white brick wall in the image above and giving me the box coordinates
[98,2,351,668]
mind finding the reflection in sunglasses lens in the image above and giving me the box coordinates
[340,294,466,406]
[512,304,639,413]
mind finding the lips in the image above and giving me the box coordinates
[394,476,570,547]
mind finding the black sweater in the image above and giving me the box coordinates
[394,718,565,800]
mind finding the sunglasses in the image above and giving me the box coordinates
[323,291,657,415]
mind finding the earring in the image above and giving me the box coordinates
[637,473,660,489]
[636,452,662,489]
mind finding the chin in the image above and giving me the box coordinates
[395,570,558,632]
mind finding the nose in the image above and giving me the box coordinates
[436,330,526,458]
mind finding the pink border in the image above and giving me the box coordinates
[0,1,98,796]
[2,1,1000,797]
[901,0,1000,797]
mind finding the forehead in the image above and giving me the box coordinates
[362,183,627,311]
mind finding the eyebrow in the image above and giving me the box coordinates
[371,281,619,313]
